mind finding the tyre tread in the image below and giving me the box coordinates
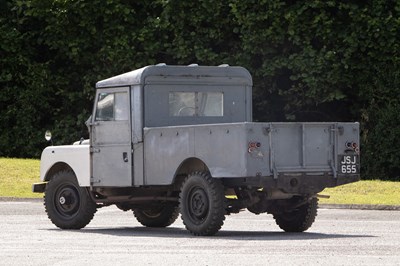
[44,170,97,229]
[273,197,318,232]
[133,205,180,228]
[180,171,226,236]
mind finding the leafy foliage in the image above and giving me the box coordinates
[0,0,399,179]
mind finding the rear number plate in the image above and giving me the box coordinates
[338,155,359,174]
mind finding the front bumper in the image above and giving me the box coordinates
[32,182,47,193]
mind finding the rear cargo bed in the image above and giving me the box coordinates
[144,122,360,188]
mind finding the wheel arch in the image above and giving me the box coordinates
[172,157,210,187]
[44,162,75,182]
[43,162,89,188]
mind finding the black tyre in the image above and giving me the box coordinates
[133,204,179,227]
[180,171,226,236]
[273,197,318,232]
[44,170,97,229]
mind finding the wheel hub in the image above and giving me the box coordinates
[59,196,66,205]
[189,188,209,219]
[55,185,80,217]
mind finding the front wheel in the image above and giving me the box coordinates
[133,204,179,227]
[180,171,226,236]
[44,170,97,229]
[273,197,318,232]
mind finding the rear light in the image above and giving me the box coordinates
[248,141,261,152]
[345,141,359,153]
[248,142,261,148]
[248,141,264,158]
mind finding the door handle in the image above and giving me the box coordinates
[123,152,128,162]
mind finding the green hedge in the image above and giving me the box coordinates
[1,0,399,180]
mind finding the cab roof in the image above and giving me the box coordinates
[95,64,253,88]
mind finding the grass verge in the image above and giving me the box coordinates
[0,157,41,198]
[0,157,399,205]
[320,180,400,205]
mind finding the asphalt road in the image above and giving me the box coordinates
[1,201,399,266]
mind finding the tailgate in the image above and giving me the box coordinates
[268,122,359,178]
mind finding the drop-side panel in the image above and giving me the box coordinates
[142,122,359,185]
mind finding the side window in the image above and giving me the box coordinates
[95,92,128,121]
[114,92,129,121]
[169,92,223,117]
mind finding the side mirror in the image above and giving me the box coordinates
[45,130,52,141]
[85,115,92,129]
[45,130,53,145]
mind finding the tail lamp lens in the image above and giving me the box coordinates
[248,141,261,152]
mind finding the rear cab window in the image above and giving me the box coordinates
[169,92,223,117]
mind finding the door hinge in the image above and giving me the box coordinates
[329,160,337,178]
[90,176,101,184]
[331,126,344,135]
[88,122,100,126]
[90,147,100,153]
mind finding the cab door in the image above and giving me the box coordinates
[90,87,132,186]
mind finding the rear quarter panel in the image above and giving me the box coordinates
[143,124,248,185]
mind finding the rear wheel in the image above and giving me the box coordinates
[273,197,318,232]
[180,171,226,236]
[133,204,179,227]
[44,170,97,229]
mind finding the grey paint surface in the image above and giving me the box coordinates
[144,122,359,185]
[92,65,254,187]
[95,65,253,88]
[96,65,253,128]
[91,65,359,187]
[91,87,132,186]
[1,201,399,266]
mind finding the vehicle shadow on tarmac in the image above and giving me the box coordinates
[46,226,375,241]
